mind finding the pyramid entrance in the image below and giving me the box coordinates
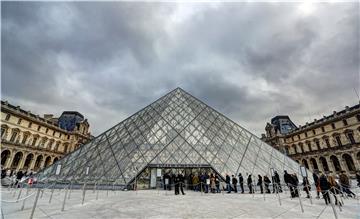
[36,88,305,189]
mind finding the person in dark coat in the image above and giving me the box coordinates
[174,174,180,195]
[178,173,185,195]
[292,173,299,198]
[302,177,311,198]
[356,170,360,188]
[232,175,238,193]
[319,173,331,205]
[225,174,231,193]
[264,175,271,193]
[313,171,320,198]
[247,174,253,193]
[284,170,294,197]
[273,171,282,193]
[257,175,263,194]
[15,171,24,187]
[238,173,244,193]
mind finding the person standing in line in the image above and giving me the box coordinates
[302,176,311,198]
[257,175,263,194]
[178,173,185,195]
[247,174,253,193]
[313,171,320,199]
[238,173,244,193]
[339,171,356,198]
[284,170,294,197]
[232,175,238,193]
[226,174,231,193]
[210,174,216,193]
[215,175,221,193]
[174,174,180,195]
[356,170,360,188]
[192,174,199,192]
[328,175,341,206]
[274,171,282,192]
[319,172,331,205]
[292,173,299,198]
[263,175,271,193]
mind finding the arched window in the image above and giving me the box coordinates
[10,129,19,142]
[342,154,356,172]
[1,150,11,166]
[330,155,342,171]
[44,156,52,167]
[23,154,34,169]
[53,157,59,163]
[34,155,43,170]
[11,152,23,169]
[310,158,318,170]
[314,139,320,150]
[319,157,329,172]
[345,131,356,144]
[293,144,297,154]
[302,159,309,169]
[1,125,8,139]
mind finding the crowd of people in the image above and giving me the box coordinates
[160,169,360,204]
[1,169,35,187]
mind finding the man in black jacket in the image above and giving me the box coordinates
[238,173,244,193]
[232,175,238,193]
[247,174,253,193]
[226,174,231,193]
[178,173,185,195]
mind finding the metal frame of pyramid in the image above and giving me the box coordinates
[36,88,304,187]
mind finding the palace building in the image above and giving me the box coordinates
[262,104,360,178]
[1,100,92,173]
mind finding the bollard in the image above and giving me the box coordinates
[93,182,97,193]
[49,184,55,204]
[329,191,338,219]
[16,184,24,203]
[40,188,44,199]
[21,186,30,211]
[82,182,87,205]
[29,188,41,219]
[68,183,73,200]
[61,187,69,211]
[297,187,304,213]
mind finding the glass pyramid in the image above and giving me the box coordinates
[37,88,303,186]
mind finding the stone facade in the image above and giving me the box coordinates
[1,100,92,173]
[262,104,360,178]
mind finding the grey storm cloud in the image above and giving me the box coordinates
[1,2,359,136]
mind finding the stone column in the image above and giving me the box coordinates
[39,154,46,170]
[6,150,16,169]
[16,151,27,171]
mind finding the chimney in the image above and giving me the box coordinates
[44,114,54,120]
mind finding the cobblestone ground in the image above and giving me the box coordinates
[1,187,360,218]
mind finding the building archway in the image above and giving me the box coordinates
[1,150,11,166]
[310,158,318,170]
[330,155,342,172]
[44,156,52,167]
[319,157,329,172]
[11,152,23,169]
[23,154,34,170]
[34,155,43,171]
[53,157,59,163]
[302,159,309,169]
[342,154,356,172]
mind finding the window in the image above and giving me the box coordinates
[357,114,360,122]
[347,133,355,144]
[17,118,22,125]
[48,140,54,149]
[313,130,316,135]
[37,126,41,131]
[307,143,312,151]
[325,138,330,147]
[5,114,10,121]
[54,142,60,151]
[305,132,308,138]
[46,128,49,134]
[331,123,336,129]
[31,137,38,146]
[52,131,55,136]
[28,122,32,128]
[21,134,28,144]
[297,135,300,140]
[59,133,62,138]
[67,135,70,140]
[315,141,320,150]
[335,136,342,146]
[343,119,348,126]
[10,132,18,142]
[1,127,6,138]
[321,127,325,132]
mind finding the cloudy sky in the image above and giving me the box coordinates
[2,2,359,137]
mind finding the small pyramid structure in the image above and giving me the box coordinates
[38,88,303,185]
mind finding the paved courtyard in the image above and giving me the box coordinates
[1,187,360,218]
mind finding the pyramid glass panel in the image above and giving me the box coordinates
[36,88,308,186]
